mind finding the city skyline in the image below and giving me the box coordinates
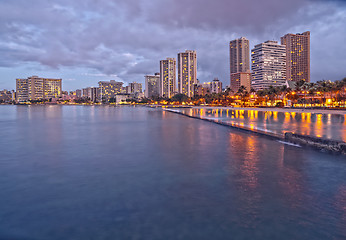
[0,0,345,91]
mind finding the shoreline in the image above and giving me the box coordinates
[191,106,346,116]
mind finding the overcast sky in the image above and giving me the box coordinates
[0,0,345,91]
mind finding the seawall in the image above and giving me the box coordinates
[285,132,346,155]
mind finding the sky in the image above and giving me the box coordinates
[0,0,345,91]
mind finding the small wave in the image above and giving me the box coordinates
[277,140,301,147]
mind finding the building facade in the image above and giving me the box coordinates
[251,41,286,90]
[76,89,82,98]
[230,37,250,75]
[281,31,310,83]
[210,78,223,94]
[194,83,210,96]
[82,87,100,102]
[145,73,160,98]
[16,76,62,102]
[16,78,29,102]
[129,82,142,94]
[178,50,197,97]
[98,80,123,102]
[160,58,176,98]
[231,72,252,92]
[0,90,14,102]
[193,79,222,96]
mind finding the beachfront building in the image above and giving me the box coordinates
[230,37,250,75]
[281,31,310,83]
[178,50,197,97]
[145,73,160,98]
[210,78,223,94]
[129,82,142,94]
[160,58,176,98]
[251,41,286,90]
[82,87,100,102]
[229,37,251,93]
[98,80,123,102]
[194,83,211,96]
[0,90,15,103]
[193,78,222,96]
[231,72,252,92]
[16,76,62,102]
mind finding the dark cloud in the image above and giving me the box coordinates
[0,0,345,90]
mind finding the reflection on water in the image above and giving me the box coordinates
[0,106,345,240]
[181,108,346,141]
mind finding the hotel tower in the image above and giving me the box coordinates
[16,76,62,102]
[281,31,310,82]
[178,50,197,97]
[160,58,176,98]
[229,37,250,74]
[229,37,251,92]
[251,41,286,90]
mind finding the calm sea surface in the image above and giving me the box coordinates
[179,107,346,141]
[0,105,345,240]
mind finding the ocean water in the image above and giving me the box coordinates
[0,105,345,240]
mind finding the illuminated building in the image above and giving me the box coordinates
[281,31,310,82]
[160,58,176,98]
[145,73,160,98]
[194,83,211,96]
[0,90,14,102]
[15,76,62,102]
[231,72,252,92]
[229,37,250,92]
[83,87,100,102]
[44,78,62,99]
[210,78,223,94]
[178,50,197,97]
[98,80,123,102]
[16,78,28,102]
[193,78,222,96]
[129,82,143,94]
[230,37,250,74]
[251,41,286,90]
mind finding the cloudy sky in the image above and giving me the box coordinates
[0,0,345,91]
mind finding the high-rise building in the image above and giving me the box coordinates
[230,72,252,92]
[160,58,176,98]
[16,76,62,102]
[281,31,310,82]
[229,37,250,75]
[82,87,100,102]
[16,78,29,102]
[178,50,197,97]
[98,80,123,102]
[44,78,62,99]
[145,73,160,98]
[251,41,286,90]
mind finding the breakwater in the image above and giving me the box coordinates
[285,132,346,154]
[166,108,346,155]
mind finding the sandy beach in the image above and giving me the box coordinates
[192,106,346,115]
